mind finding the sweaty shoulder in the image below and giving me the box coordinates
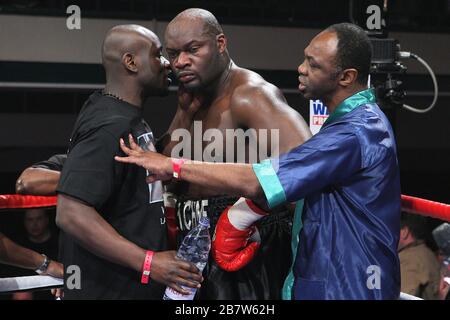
[229,68,288,113]
[228,67,311,151]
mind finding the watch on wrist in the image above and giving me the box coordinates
[35,254,51,275]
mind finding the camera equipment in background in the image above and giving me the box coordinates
[351,0,438,113]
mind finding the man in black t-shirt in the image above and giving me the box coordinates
[20,209,59,261]
[0,231,63,278]
[55,25,203,299]
[12,208,60,300]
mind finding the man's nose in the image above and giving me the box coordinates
[174,51,190,69]
[298,61,307,76]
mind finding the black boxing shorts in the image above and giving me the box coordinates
[174,194,293,300]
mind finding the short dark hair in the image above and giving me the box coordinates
[400,211,427,240]
[326,23,372,85]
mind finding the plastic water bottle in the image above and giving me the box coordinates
[163,216,211,300]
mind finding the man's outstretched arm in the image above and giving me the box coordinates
[116,135,268,208]
[0,232,63,278]
[173,161,262,201]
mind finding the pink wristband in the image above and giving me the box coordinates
[141,250,154,284]
[171,158,186,180]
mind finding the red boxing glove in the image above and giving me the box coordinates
[212,197,267,272]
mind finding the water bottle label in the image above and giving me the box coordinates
[164,286,196,300]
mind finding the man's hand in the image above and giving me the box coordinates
[115,134,173,183]
[151,251,203,295]
[43,260,64,279]
[45,260,64,299]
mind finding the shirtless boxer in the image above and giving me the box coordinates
[158,8,311,299]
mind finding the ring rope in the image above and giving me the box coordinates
[2,194,448,222]
[0,193,448,297]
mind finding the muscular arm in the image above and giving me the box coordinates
[0,232,45,269]
[0,232,63,278]
[56,194,148,272]
[56,194,203,290]
[16,168,61,195]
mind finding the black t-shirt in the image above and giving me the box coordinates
[32,154,66,171]
[57,91,167,299]
[18,236,59,262]
[0,231,60,300]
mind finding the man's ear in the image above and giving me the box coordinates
[339,68,358,87]
[400,226,410,240]
[122,52,138,73]
[216,34,227,53]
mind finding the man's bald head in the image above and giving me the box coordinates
[102,24,159,74]
[166,8,223,39]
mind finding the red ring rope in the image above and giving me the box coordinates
[0,194,57,210]
[0,194,448,222]
[401,195,450,222]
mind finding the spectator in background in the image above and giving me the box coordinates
[0,231,63,299]
[10,208,59,300]
[0,230,62,276]
[398,212,441,299]
[432,222,450,300]
[12,154,65,299]
[20,208,59,262]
